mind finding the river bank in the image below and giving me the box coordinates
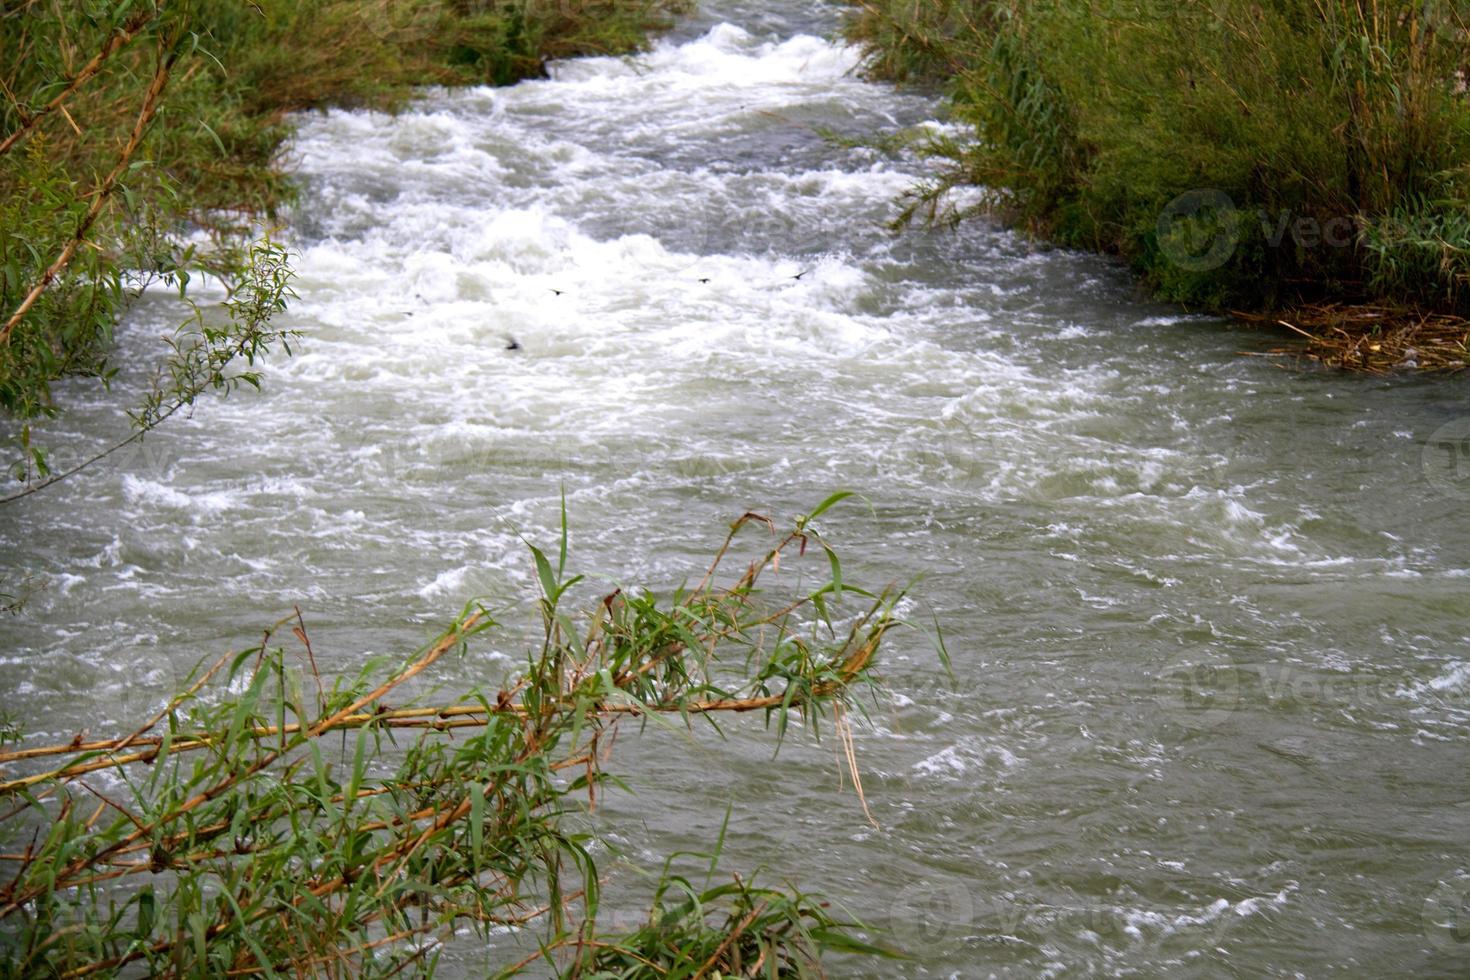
[3,1,1469,975]
[845,0,1470,372]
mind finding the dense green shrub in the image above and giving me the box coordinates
[849,0,1470,316]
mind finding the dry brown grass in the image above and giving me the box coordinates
[1235,304,1470,374]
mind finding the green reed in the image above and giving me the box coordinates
[848,0,1470,325]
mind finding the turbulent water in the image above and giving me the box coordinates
[4,1,1469,975]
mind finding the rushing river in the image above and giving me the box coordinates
[4,1,1470,975]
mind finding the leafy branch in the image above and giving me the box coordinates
[0,237,297,504]
[0,506,903,977]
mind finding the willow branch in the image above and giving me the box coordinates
[0,611,487,919]
[0,41,176,344]
[0,9,159,157]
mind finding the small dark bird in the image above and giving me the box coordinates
[550,288,565,296]
[697,278,711,284]
[504,336,522,351]
[791,269,812,281]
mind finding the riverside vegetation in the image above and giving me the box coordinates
[846,0,1470,372]
[0,0,689,492]
[0,3,916,976]
[0,502,907,975]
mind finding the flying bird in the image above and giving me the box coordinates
[504,336,522,351]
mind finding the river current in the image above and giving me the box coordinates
[3,1,1468,975]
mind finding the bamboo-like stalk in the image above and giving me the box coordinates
[0,510,900,978]
[0,8,159,157]
[1,38,177,345]
[0,684,880,795]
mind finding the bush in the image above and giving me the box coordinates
[849,0,1470,317]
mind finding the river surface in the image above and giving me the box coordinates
[4,1,1469,975]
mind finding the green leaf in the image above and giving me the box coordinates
[195,117,227,155]
[469,781,485,872]
[346,725,368,810]
[135,884,156,939]
[558,486,569,576]
[529,544,558,604]
[929,612,955,683]
[805,490,856,523]
[822,542,842,598]
[808,927,907,957]
[219,885,280,978]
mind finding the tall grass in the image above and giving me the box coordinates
[848,0,1470,319]
[0,504,900,976]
